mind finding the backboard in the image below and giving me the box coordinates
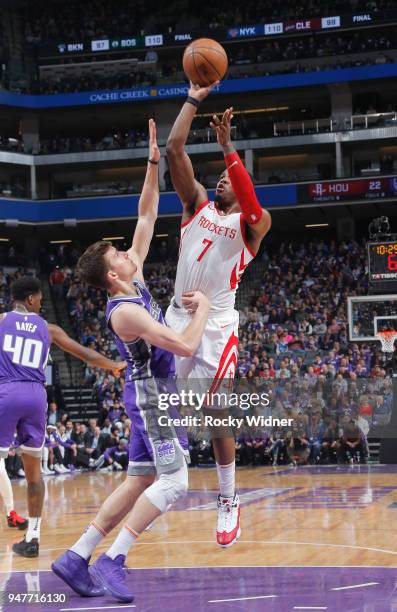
[347,294,397,342]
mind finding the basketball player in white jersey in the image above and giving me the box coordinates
[166,83,271,547]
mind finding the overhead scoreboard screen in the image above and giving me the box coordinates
[298,178,397,203]
[368,241,397,283]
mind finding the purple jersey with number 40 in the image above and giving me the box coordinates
[0,311,50,384]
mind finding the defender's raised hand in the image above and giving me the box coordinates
[148,118,160,163]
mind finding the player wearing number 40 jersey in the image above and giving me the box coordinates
[0,276,126,558]
[166,83,272,547]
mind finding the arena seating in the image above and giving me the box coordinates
[21,30,397,95]
[21,0,397,43]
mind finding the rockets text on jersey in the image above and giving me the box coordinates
[174,201,255,312]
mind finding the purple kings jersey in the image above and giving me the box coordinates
[106,280,175,382]
[0,311,50,384]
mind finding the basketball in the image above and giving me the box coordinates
[183,38,228,87]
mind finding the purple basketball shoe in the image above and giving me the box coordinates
[89,553,134,603]
[52,550,104,597]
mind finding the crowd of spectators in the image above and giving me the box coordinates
[187,415,370,467]
[40,404,131,474]
[21,0,397,45]
[38,128,148,154]
[27,71,156,96]
[230,31,396,66]
[18,28,397,96]
[0,266,34,311]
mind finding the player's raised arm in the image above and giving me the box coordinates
[129,119,160,266]
[166,81,217,220]
[211,107,272,250]
[48,324,126,376]
[111,291,210,357]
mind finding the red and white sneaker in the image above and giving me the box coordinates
[7,510,28,530]
[216,494,241,548]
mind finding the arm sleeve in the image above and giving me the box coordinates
[224,151,263,225]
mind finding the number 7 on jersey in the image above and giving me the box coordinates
[197,239,213,262]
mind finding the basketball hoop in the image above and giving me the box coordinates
[376,330,397,353]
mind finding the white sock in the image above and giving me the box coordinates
[70,521,106,560]
[26,517,41,543]
[42,447,49,468]
[106,525,138,560]
[0,458,14,515]
[216,460,235,498]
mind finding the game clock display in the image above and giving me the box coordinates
[368,241,397,282]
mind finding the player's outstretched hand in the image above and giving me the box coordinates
[188,80,219,103]
[182,290,210,314]
[148,118,160,163]
[111,360,127,377]
[210,107,233,148]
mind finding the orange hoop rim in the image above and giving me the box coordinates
[376,330,397,339]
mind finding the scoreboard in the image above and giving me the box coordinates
[298,178,397,203]
[368,241,397,285]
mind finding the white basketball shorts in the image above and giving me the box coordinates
[165,300,239,396]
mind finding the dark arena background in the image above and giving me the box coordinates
[1,0,397,610]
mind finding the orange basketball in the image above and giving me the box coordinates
[183,38,228,87]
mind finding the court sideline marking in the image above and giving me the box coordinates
[0,565,395,573]
[294,606,328,610]
[2,539,395,558]
[60,606,136,611]
[209,595,278,603]
[331,582,379,590]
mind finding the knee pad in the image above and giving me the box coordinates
[144,463,188,513]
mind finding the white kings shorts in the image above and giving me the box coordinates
[165,299,239,400]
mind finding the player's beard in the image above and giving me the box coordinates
[214,192,227,210]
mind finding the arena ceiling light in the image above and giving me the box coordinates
[305,223,329,228]
[102,236,125,240]
[0,238,10,242]
[50,239,73,244]
[155,233,169,237]
[196,106,289,118]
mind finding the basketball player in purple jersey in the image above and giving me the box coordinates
[52,119,209,604]
[0,276,126,558]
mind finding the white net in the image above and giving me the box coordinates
[376,331,397,353]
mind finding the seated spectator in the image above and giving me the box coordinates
[101,417,113,434]
[101,438,129,471]
[321,419,340,464]
[287,425,310,466]
[339,418,368,464]
[5,449,25,479]
[42,425,71,474]
[308,412,325,464]
[47,401,61,426]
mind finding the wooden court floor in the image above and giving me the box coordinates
[1,465,397,611]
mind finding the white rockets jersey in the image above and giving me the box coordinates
[174,200,255,312]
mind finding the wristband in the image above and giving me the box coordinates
[148,159,159,165]
[186,96,200,108]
